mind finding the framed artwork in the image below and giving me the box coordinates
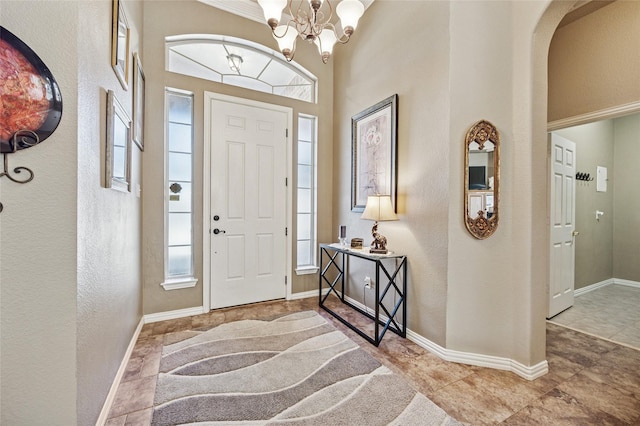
[351,94,398,212]
[0,26,63,152]
[111,0,130,90]
[106,90,131,192]
[132,52,145,150]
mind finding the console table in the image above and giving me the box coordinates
[318,243,407,346]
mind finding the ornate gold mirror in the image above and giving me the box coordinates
[464,120,500,239]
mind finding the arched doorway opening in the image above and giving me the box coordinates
[532,0,640,350]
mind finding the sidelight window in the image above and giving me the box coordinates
[163,88,197,290]
[296,114,318,273]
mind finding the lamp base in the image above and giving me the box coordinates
[370,248,388,254]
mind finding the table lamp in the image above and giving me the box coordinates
[361,194,398,254]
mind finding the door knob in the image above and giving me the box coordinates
[213,228,226,234]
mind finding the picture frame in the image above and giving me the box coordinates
[351,94,398,212]
[106,90,131,192]
[111,0,130,90]
[132,52,145,150]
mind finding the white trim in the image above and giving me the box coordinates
[574,278,613,297]
[202,92,293,311]
[143,306,207,324]
[160,277,198,291]
[547,100,640,131]
[574,278,640,297]
[613,278,640,289]
[288,289,318,300]
[406,327,548,381]
[295,266,319,275]
[341,295,548,381]
[138,292,550,385]
[95,318,144,426]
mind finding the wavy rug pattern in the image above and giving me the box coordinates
[151,311,462,425]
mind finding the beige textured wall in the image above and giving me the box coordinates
[142,1,335,314]
[555,122,615,289]
[548,0,640,121]
[333,0,451,347]
[334,0,556,367]
[613,113,640,281]
[76,1,144,424]
[1,1,144,423]
[1,3,79,423]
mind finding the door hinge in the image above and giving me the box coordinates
[285,177,288,186]
[285,276,288,285]
[285,227,288,236]
[286,128,289,137]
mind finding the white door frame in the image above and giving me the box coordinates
[203,92,293,312]
[545,101,640,317]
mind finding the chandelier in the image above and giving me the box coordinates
[257,0,365,63]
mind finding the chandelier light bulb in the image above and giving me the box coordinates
[336,0,365,35]
[274,25,298,60]
[315,30,337,63]
[257,0,287,28]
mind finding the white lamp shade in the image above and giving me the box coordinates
[336,0,365,30]
[315,30,337,55]
[361,195,398,221]
[257,0,287,23]
[273,25,298,53]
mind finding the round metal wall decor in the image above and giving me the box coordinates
[0,26,63,153]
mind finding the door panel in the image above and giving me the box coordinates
[209,98,288,309]
[548,133,576,318]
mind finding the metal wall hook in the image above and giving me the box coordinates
[1,153,35,184]
[0,130,38,212]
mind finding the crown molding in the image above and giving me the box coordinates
[548,101,640,131]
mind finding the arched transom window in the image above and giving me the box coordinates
[166,34,317,103]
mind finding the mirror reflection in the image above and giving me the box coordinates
[464,120,500,239]
[468,141,494,219]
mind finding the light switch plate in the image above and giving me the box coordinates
[596,166,607,192]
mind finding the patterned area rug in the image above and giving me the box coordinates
[151,311,462,425]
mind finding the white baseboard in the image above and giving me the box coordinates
[575,278,640,297]
[288,290,318,300]
[341,295,548,381]
[574,278,613,297]
[614,278,640,289]
[406,328,548,381]
[143,306,207,324]
[95,318,144,426]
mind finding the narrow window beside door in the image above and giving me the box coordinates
[162,88,197,290]
[296,114,318,274]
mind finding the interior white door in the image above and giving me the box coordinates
[209,98,288,309]
[548,133,577,318]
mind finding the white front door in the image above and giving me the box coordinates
[207,95,289,309]
[548,133,577,318]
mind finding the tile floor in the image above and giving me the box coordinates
[107,296,640,425]
[549,284,640,350]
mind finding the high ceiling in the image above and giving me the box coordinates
[198,0,374,25]
[558,0,616,28]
